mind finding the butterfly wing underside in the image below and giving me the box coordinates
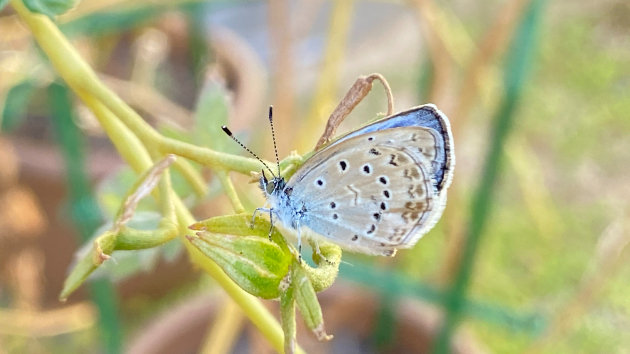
[329,104,454,194]
[287,127,442,255]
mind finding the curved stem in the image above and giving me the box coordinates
[159,137,265,175]
[217,170,245,214]
[173,158,208,197]
[9,1,305,352]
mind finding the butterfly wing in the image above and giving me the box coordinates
[286,127,441,255]
[328,104,454,194]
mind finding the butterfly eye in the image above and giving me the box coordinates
[261,170,268,183]
[266,181,276,194]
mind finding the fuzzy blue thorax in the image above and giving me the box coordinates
[260,172,305,230]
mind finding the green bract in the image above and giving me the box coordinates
[188,231,292,299]
[292,261,333,341]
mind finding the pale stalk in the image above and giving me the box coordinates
[199,297,244,354]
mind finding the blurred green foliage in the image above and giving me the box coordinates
[1,81,36,133]
[23,0,78,18]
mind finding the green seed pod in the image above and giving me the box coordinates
[188,231,292,299]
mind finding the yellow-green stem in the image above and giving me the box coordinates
[199,297,244,354]
[160,137,265,175]
[173,158,208,197]
[217,170,245,214]
[9,1,304,352]
[10,0,265,177]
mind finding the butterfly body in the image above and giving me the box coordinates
[260,104,454,256]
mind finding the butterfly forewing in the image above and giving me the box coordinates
[329,104,454,193]
[286,127,438,254]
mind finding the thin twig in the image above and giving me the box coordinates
[114,155,176,231]
[315,73,394,150]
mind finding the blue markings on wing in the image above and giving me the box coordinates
[332,105,447,143]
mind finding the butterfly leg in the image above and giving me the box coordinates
[251,207,270,228]
[295,220,302,263]
[312,240,335,265]
[268,209,274,241]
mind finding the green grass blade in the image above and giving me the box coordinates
[48,82,123,354]
[432,0,546,352]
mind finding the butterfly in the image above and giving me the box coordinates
[223,104,454,257]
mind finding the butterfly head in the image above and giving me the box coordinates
[222,106,286,199]
[259,170,286,197]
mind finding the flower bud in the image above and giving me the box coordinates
[188,231,291,299]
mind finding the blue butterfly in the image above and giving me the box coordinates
[226,104,454,257]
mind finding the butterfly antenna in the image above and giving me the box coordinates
[268,106,281,177]
[221,126,276,177]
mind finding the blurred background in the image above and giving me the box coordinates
[1,0,629,353]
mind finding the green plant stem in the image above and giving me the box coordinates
[158,167,177,222]
[78,90,154,173]
[432,0,544,352]
[159,136,264,175]
[64,49,267,174]
[281,285,297,354]
[10,1,304,352]
[216,170,245,214]
[173,158,208,197]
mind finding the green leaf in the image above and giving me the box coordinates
[1,81,36,133]
[23,0,79,18]
[98,164,196,218]
[193,75,231,152]
[190,214,291,254]
[60,230,117,300]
